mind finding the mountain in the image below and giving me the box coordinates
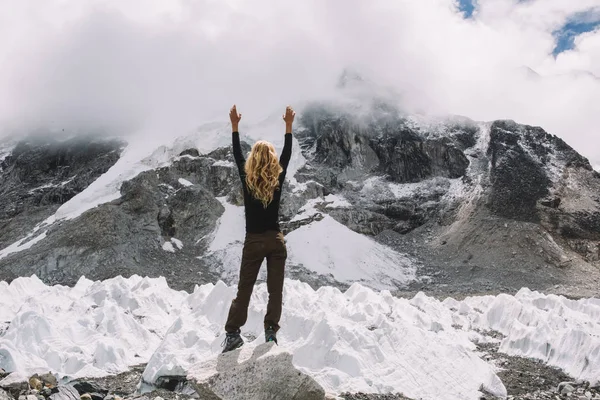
[0,99,599,298]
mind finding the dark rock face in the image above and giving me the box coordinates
[486,121,552,222]
[298,105,469,184]
[369,135,469,183]
[0,137,124,249]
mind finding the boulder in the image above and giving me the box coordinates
[49,386,79,400]
[187,343,325,400]
[0,389,13,400]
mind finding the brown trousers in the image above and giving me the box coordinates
[225,230,287,333]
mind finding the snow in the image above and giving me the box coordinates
[1,276,598,399]
[285,215,416,289]
[178,178,193,187]
[171,238,183,250]
[290,198,322,222]
[212,160,234,167]
[162,242,175,253]
[0,275,186,384]
[206,198,245,253]
[162,238,184,252]
[0,231,48,261]
[0,144,13,164]
[27,176,79,194]
[290,195,350,222]
[324,194,351,208]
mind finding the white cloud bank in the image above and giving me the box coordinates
[0,0,598,166]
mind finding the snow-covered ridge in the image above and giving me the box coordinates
[1,275,598,400]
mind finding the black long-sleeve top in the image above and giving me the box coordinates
[232,131,292,233]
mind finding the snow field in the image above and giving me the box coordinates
[1,276,598,399]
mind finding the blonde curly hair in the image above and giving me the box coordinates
[244,140,283,208]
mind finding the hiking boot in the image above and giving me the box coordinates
[265,326,278,344]
[221,331,244,353]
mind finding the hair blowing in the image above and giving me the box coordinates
[244,140,283,208]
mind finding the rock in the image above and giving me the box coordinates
[80,395,92,400]
[561,384,576,395]
[28,378,42,392]
[187,343,325,400]
[0,136,124,251]
[179,149,200,158]
[38,375,57,390]
[49,386,79,400]
[26,395,37,400]
[152,376,195,396]
[71,383,107,397]
[0,388,14,400]
[3,382,29,400]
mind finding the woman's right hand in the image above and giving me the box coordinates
[230,105,242,131]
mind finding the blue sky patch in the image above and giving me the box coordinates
[553,12,600,56]
[457,0,475,19]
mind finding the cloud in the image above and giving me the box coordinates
[0,0,598,167]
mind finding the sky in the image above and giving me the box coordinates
[0,0,599,167]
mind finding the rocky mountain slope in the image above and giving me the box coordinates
[0,100,598,297]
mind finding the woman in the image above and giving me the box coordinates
[222,104,295,353]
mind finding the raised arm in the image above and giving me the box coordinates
[279,105,295,170]
[230,105,245,175]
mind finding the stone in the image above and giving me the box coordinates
[187,343,325,400]
[49,386,79,400]
[26,395,37,400]
[80,394,92,400]
[3,382,29,399]
[561,384,576,395]
[28,378,42,392]
[0,389,13,400]
[38,374,57,389]
[71,383,107,397]
[153,376,195,396]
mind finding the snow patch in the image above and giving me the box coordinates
[285,215,416,289]
[178,178,193,187]
[0,144,13,166]
[324,194,351,208]
[0,231,48,260]
[171,238,183,250]
[162,238,184,253]
[212,160,234,167]
[162,242,175,253]
[290,198,322,222]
